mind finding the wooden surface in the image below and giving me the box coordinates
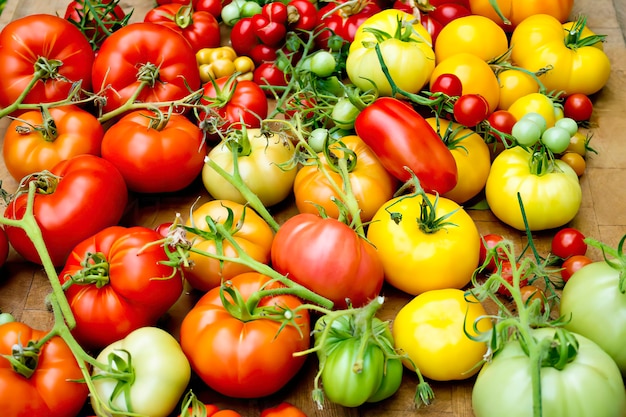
[0,0,625,416]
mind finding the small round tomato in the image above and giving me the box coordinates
[435,15,508,63]
[430,73,463,97]
[519,285,545,310]
[393,289,492,381]
[478,233,505,271]
[496,69,540,111]
[495,260,528,297]
[453,94,490,127]
[551,227,587,259]
[560,254,593,283]
[508,92,558,128]
[487,109,517,142]
[563,93,594,122]
[566,131,592,157]
[541,126,571,154]
[560,152,586,176]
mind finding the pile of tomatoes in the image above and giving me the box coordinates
[0,0,624,416]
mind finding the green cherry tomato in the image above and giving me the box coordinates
[332,98,360,130]
[555,117,579,136]
[521,112,547,133]
[512,119,542,147]
[308,128,330,153]
[541,126,572,154]
[310,50,337,78]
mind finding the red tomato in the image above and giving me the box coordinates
[315,0,382,49]
[144,3,221,52]
[101,110,206,193]
[453,94,490,127]
[4,155,128,267]
[157,0,223,18]
[180,272,310,398]
[287,0,319,31]
[261,402,308,417]
[495,260,528,297]
[487,109,517,142]
[563,93,594,122]
[551,227,587,259]
[560,254,593,283]
[431,73,463,97]
[0,14,94,111]
[270,213,384,309]
[91,22,201,114]
[429,3,471,26]
[0,322,89,417]
[58,226,184,350]
[478,233,505,271]
[253,62,289,94]
[64,0,127,49]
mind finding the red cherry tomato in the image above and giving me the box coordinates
[478,233,505,271]
[551,227,587,259]
[487,109,517,142]
[495,261,528,297]
[453,94,490,127]
[563,93,593,122]
[429,3,471,26]
[430,73,463,97]
[560,254,593,283]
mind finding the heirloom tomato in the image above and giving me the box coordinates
[0,322,89,417]
[315,0,382,49]
[496,69,541,111]
[59,226,184,350]
[430,52,500,113]
[346,9,435,96]
[367,192,480,295]
[426,118,491,204]
[2,105,104,182]
[180,272,311,398]
[393,289,492,381]
[510,14,611,96]
[260,402,307,417]
[101,110,206,193]
[184,200,274,292]
[4,155,128,267]
[93,327,191,417]
[0,14,94,112]
[561,255,626,373]
[472,328,626,417]
[293,135,397,222]
[92,22,201,114]
[434,15,508,63]
[271,213,384,309]
[202,128,297,207]
[485,146,582,231]
[468,0,573,31]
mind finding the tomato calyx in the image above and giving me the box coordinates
[564,15,607,49]
[91,349,138,411]
[3,337,40,378]
[62,252,111,289]
[584,235,626,293]
[65,0,130,50]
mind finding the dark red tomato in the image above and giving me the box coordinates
[288,0,319,31]
[253,62,289,94]
[429,3,471,26]
[64,0,127,49]
[560,254,593,283]
[478,233,505,271]
[551,227,587,259]
[0,14,94,111]
[0,227,9,269]
[144,3,221,52]
[315,0,381,49]
[563,93,593,122]
[453,94,490,127]
[495,261,528,297]
[4,155,128,267]
[260,402,308,417]
[157,0,223,19]
[431,73,463,97]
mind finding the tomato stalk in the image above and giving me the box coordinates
[66,0,131,50]
[564,15,607,49]
[584,235,626,293]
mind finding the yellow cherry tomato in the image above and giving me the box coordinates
[233,55,255,74]
[507,92,558,128]
[496,69,540,111]
[560,152,586,176]
[435,15,509,63]
[393,289,492,381]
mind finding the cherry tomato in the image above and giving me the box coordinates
[560,152,586,177]
[478,233,505,271]
[495,261,528,297]
[560,254,593,283]
[487,109,517,141]
[551,227,587,259]
[431,73,463,97]
[563,93,594,122]
[429,3,471,26]
[453,94,489,127]
[519,285,545,312]
[541,126,571,154]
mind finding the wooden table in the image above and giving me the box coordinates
[0,0,624,416]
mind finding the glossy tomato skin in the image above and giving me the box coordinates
[92,22,201,113]
[4,155,128,267]
[563,93,593,122]
[551,227,587,259]
[271,213,384,309]
[560,254,592,283]
[180,272,311,398]
[101,110,206,193]
[315,0,381,49]
[0,322,89,417]
[59,226,184,350]
[0,14,94,110]
[468,0,574,31]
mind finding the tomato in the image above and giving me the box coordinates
[428,3,471,26]
[101,109,206,193]
[159,0,223,18]
[453,94,490,127]
[430,52,500,114]
[64,0,127,49]
[560,254,593,283]
[260,402,307,417]
[430,73,463,97]
[202,128,297,207]
[519,284,545,310]
[180,272,311,397]
[253,62,289,92]
[93,327,191,417]
[92,22,201,114]
[294,135,397,222]
[508,93,558,129]
[427,118,491,204]
[560,152,586,177]
[271,213,384,309]
[0,322,89,417]
[494,260,528,297]
[472,328,626,416]
[486,109,517,142]
[551,227,587,259]
[485,146,582,231]
[58,226,184,349]
[496,69,541,111]
[566,131,593,157]
[314,0,381,49]
[367,192,480,295]
[331,98,360,130]
[563,93,594,122]
[4,155,128,267]
[346,9,435,97]
[434,15,508,63]
[393,289,492,381]
[145,4,221,52]
[478,233,505,271]
[541,126,571,154]
[2,105,104,182]
[183,200,275,292]
[0,14,94,111]
[468,0,574,31]
[510,15,611,96]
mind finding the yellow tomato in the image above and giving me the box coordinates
[468,0,574,31]
[435,15,509,63]
[430,52,500,113]
[560,152,586,176]
[393,289,492,381]
[507,92,557,128]
[426,118,491,204]
[367,192,480,295]
[496,69,540,111]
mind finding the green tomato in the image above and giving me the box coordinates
[331,98,360,130]
[93,327,191,417]
[521,112,547,133]
[554,117,579,136]
[366,357,404,403]
[561,261,626,374]
[0,312,14,325]
[220,0,245,26]
[472,328,626,417]
[512,118,542,147]
[541,126,571,154]
[310,51,337,78]
[308,128,330,153]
